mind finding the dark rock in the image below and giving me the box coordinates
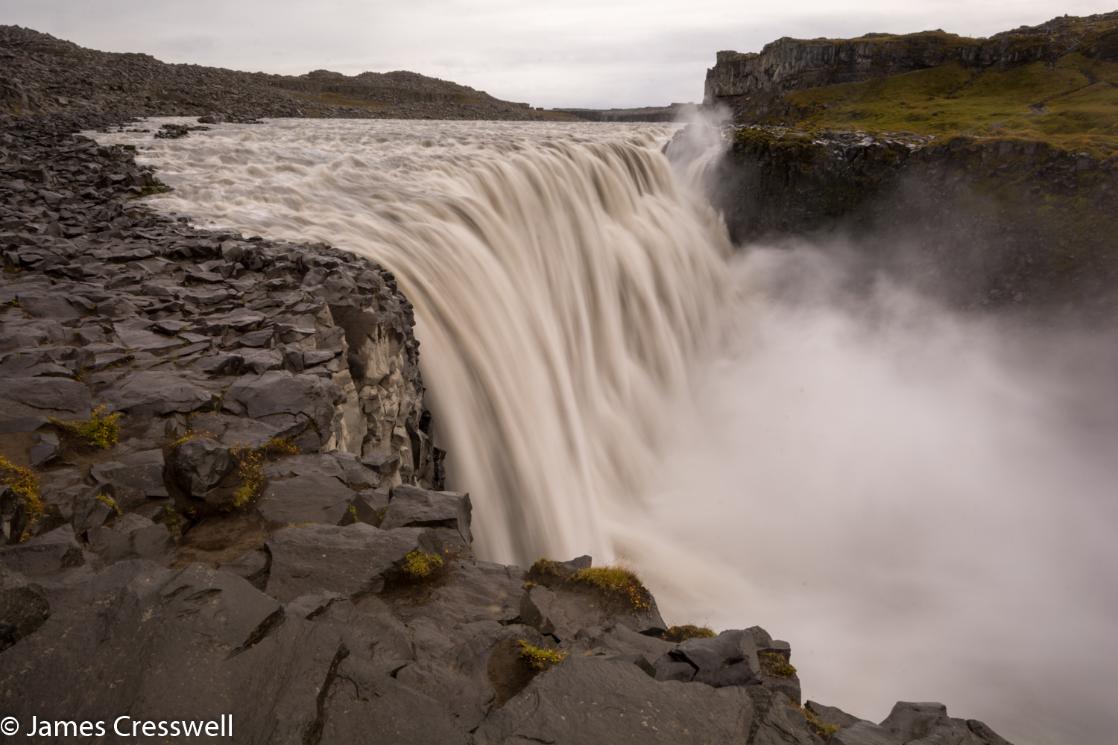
[90,448,169,505]
[0,376,90,432]
[0,568,50,652]
[475,656,755,745]
[0,525,85,576]
[381,485,472,548]
[87,513,173,562]
[265,523,426,602]
[166,437,234,498]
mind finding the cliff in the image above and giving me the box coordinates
[705,11,1118,138]
[694,13,1118,315]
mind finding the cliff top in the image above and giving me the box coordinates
[705,12,1118,156]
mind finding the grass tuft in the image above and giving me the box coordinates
[95,493,123,517]
[517,640,567,671]
[53,404,121,449]
[663,624,716,642]
[571,566,652,611]
[759,650,797,678]
[0,456,43,533]
[799,704,840,739]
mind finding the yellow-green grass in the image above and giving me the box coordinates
[517,640,567,671]
[785,54,1118,156]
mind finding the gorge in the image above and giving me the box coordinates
[2,10,1117,745]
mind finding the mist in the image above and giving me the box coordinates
[623,241,1118,745]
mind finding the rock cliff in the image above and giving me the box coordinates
[705,12,1118,118]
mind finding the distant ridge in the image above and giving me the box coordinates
[0,25,573,121]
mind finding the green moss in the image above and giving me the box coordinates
[528,558,564,578]
[401,549,444,580]
[571,566,652,611]
[663,624,716,642]
[169,429,213,448]
[263,437,300,456]
[53,404,122,449]
[799,705,840,739]
[759,650,797,678]
[230,446,264,509]
[0,455,43,533]
[783,54,1118,156]
[517,640,567,671]
[95,493,123,517]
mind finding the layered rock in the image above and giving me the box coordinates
[688,125,1118,313]
[705,11,1118,113]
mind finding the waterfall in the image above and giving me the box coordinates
[100,118,733,564]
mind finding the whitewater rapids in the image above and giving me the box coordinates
[94,118,1118,745]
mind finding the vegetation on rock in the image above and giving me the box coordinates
[663,624,717,642]
[786,55,1118,156]
[517,640,567,671]
[53,404,121,449]
[760,651,797,678]
[571,566,652,611]
[0,455,43,527]
[401,549,444,580]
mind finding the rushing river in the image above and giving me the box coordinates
[95,118,1118,745]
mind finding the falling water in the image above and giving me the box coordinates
[96,118,733,563]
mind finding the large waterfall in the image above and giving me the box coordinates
[95,119,1118,745]
[99,118,733,564]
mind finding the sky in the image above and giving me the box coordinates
[2,1,1117,108]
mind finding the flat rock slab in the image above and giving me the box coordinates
[475,656,755,745]
[0,376,90,432]
[265,523,425,602]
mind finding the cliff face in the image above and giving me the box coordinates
[697,126,1118,314]
[705,12,1118,116]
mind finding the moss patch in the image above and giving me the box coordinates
[0,455,43,533]
[517,640,567,671]
[759,650,797,678]
[230,446,264,510]
[663,624,716,643]
[799,705,840,739]
[401,549,444,580]
[95,493,123,517]
[571,566,652,611]
[53,404,122,450]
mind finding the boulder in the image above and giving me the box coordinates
[381,485,472,549]
[0,525,85,576]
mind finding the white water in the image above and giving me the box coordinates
[95,119,1118,745]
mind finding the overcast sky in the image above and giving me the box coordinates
[3,1,1116,108]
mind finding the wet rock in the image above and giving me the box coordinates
[29,431,60,466]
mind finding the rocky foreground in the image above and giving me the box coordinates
[0,113,1018,743]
